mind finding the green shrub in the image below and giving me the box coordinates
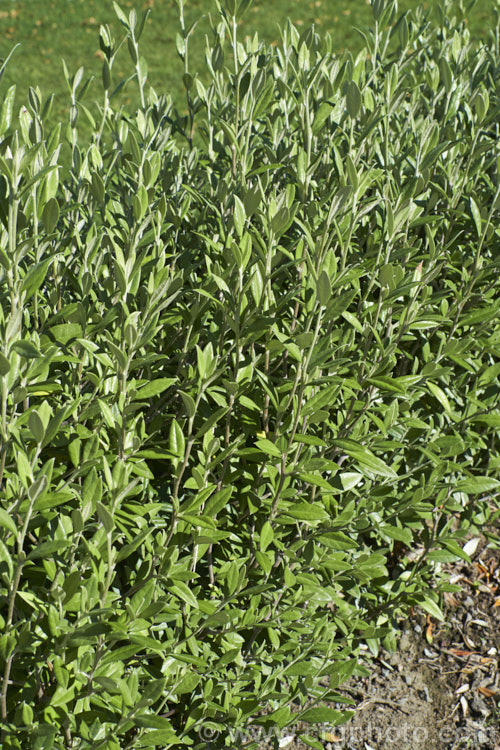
[0,0,499,747]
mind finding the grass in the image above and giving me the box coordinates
[2,0,499,140]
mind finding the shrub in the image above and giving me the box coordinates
[0,0,499,747]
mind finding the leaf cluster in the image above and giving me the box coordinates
[0,0,499,747]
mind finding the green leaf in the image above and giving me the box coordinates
[255,438,281,458]
[11,340,41,358]
[128,37,139,65]
[0,353,10,376]
[415,596,444,622]
[169,419,185,459]
[293,434,327,447]
[168,581,198,608]
[316,270,331,306]
[18,164,59,200]
[204,486,233,516]
[179,390,196,418]
[367,375,420,394]
[341,311,363,333]
[455,477,500,495]
[346,80,361,118]
[42,197,60,234]
[0,84,16,135]
[469,196,482,238]
[135,730,182,746]
[233,195,246,238]
[271,206,290,236]
[285,503,329,521]
[16,450,33,489]
[300,706,352,725]
[196,342,215,380]
[312,100,334,135]
[194,407,229,439]
[325,290,357,321]
[34,490,74,512]
[96,501,114,532]
[379,262,396,287]
[176,32,185,58]
[428,381,452,413]
[284,661,316,676]
[139,678,166,706]
[300,736,324,750]
[255,550,273,574]
[28,474,48,502]
[135,378,176,399]
[340,446,397,479]
[381,524,412,545]
[250,263,264,306]
[284,567,296,586]
[136,7,152,40]
[243,183,262,216]
[3,15,500,747]
[132,713,176,730]
[0,508,17,536]
[94,675,120,692]
[427,549,459,563]
[136,449,174,460]
[113,1,129,28]
[176,671,201,694]
[302,384,338,416]
[27,539,70,560]
[478,362,500,386]
[116,528,153,562]
[97,398,115,428]
[179,513,215,529]
[339,472,363,491]
[49,685,75,708]
[441,539,472,563]
[49,323,82,345]
[42,405,74,449]
[260,521,274,552]
[372,0,384,21]
[318,531,356,550]
[28,410,45,443]
[298,472,337,493]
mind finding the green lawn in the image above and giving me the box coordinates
[2,0,498,136]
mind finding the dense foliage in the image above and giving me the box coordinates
[0,0,499,747]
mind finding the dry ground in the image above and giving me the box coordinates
[256,535,500,750]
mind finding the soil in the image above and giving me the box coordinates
[258,535,500,750]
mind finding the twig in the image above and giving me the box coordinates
[341,685,412,714]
